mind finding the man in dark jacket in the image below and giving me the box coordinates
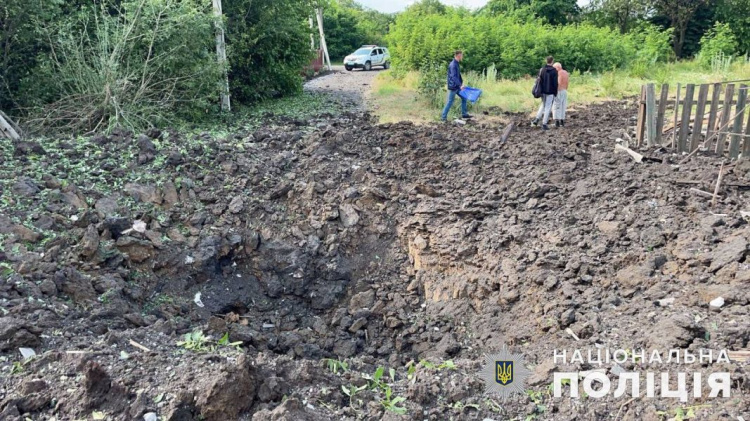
[440,50,472,122]
[531,56,558,130]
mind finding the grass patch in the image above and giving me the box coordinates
[371,72,437,124]
[371,59,750,125]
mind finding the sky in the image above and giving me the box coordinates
[357,0,589,13]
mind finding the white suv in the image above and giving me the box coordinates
[344,45,390,71]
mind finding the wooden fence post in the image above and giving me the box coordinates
[729,85,747,159]
[743,102,750,158]
[717,84,735,156]
[690,84,710,151]
[636,85,646,147]
[646,83,657,146]
[678,84,695,153]
[655,84,669,145]
[706,83,722,152]
[672,83,681,148]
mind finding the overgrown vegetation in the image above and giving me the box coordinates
[1,0,320,133]
[22,0,222,134]
[698,22,739,68]
[387,4,673,78]
[224,0,314,104]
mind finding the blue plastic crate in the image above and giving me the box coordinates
[458,87,482,103]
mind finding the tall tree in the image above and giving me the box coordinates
[407,0,448,15]
[715,0,750,54]
[531,0,580,25]
[585,0,651,33]
[323,3,365,59]
[483,0,579,25]
[652,0,709,57]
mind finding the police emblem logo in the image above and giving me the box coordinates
[481,346,530,398]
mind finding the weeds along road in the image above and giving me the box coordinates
[304,65,385,111]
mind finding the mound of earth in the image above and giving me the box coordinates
[0,102,748,420]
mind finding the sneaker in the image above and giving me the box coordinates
[531,118,539,127]
[462,114,473,119]
[561,120,565,127]
[542,124,549,130]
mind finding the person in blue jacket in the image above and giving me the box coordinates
[441,50,472,122]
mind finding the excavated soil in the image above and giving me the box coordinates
[1,101,749,421]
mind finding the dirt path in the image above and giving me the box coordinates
[304,66,386,110]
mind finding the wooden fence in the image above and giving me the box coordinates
[635,80,750,159]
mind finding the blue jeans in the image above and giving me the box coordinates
[535,94,555,125]
[441,89,467,120]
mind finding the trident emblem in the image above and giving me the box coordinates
[496,361,513,385]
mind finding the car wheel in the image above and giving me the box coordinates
[345,65,352,71]
[364,61,371,71]
[384,61,390,69]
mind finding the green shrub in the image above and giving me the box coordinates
[224,0,314,104]
[22,0,221,133]
[417,62,446,108]
[629,24,674,64]
[386,7,668,79]
[698,22,738,67]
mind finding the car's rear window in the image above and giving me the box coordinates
[353,48,371,55]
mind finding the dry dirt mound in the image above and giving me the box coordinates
[0,102,749,420]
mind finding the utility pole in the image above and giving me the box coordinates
[309,17,316,51]
[212,0,230,112]
[315,7,332,71]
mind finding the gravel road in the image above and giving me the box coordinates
[304,66,386,110]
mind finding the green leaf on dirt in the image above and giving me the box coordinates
[438,360,456,370]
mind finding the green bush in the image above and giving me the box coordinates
[698,22,738,67]
[628,24,674,64]
[386,7,670,79]
[21,0,222,133]
[224,0,313,104]
[417,62,446,108]
[0,0,66,112]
